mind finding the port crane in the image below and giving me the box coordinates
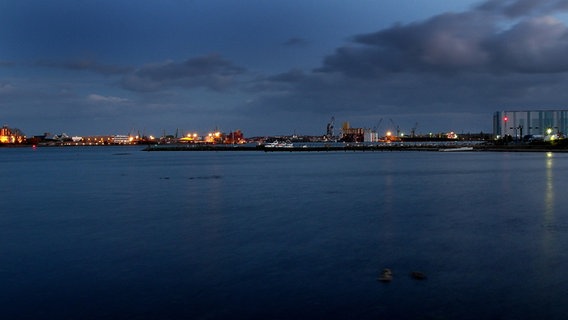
[411,122,418,138]
[389,119,400,137]
[373,118,383,133]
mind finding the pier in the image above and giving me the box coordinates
[142,141,568,152]
[143,142,472,152]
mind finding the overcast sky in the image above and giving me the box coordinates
[3,0,568,137]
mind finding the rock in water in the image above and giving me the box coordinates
[410,271,426,280]
[378,268,393,282]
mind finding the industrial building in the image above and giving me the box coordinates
[493,110,568,140]
[340,122,380,142]
[0,125,25,144]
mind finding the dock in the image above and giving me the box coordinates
[142,142,568,152]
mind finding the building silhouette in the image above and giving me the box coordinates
[493,110,568,140]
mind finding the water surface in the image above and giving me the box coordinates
[1,147,568,319]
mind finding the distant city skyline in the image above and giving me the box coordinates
[4,0,568,136]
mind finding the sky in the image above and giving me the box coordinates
[3,0,568,137]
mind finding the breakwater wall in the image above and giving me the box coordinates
[143,143,461,152]
[142,142,568,152]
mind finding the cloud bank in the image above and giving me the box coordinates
[121,54,246,92]
[6,0,568,136]
[319,3,568,76]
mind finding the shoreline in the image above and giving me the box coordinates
[3,142,568,152]
[142,143,568,152]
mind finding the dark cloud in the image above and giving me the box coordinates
[476,0,568,17]
[317,11,495,76]
[267,69,306,82]
[246,68,307,93]
[318,1,568,77]
[35,59,132,75]
[489,16,568,73]
[121,54,246,92]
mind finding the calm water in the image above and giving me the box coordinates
[2,147,568,319]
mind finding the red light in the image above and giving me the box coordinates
[503,116,508,122]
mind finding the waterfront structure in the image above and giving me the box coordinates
[0,125,25,144]
[224,130,245,144]
[339,122,381,142]
[112,135,132,144]
[340,122,365,142]
[493,110,568,140]
[363,129,379,142]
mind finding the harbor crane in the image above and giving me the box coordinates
[411,122,418,138]
[389,118,400,137]
[373,118,383,133]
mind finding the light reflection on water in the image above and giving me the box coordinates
[545,152,555,220]
[2,147,568,319]
[538,152,559,306]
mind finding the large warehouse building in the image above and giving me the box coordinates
[493,110,568,140]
